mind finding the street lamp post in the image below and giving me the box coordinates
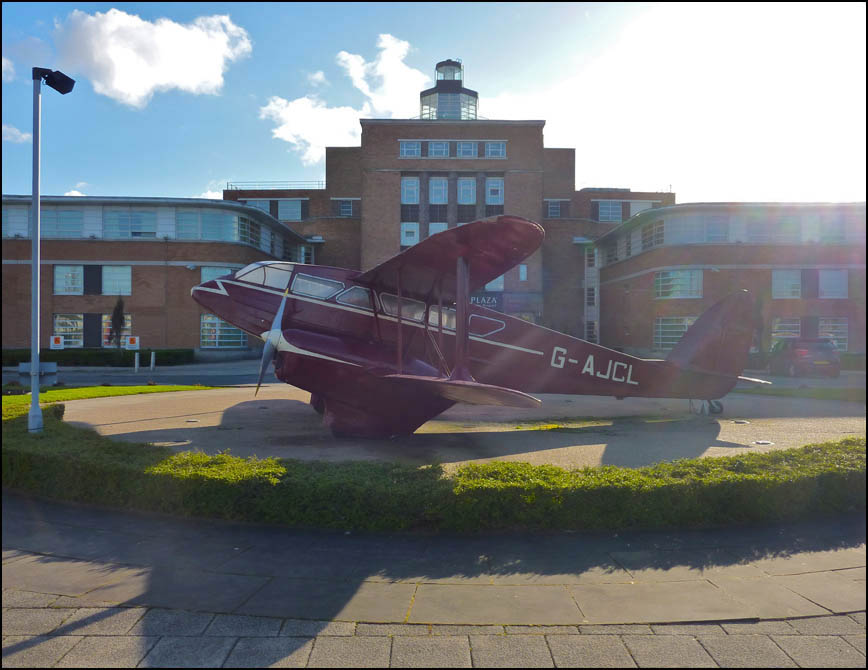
[28,67,75,433]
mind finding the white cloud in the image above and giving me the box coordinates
[260,34,428,165]
[308,70,327,87]
[2,56,14,82]
[64,190,86,196]
[74,181,89,189]
[53,9,252,108]
[196,190,222,199]
[2,124,32,143]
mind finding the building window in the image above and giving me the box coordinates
[746,216,771,243]
[819,269,848,298]
[654,270,702,299]
[819,317,848,351]
[429,204,448,222]
[176,210,200,239]
[401,177,420,204]
[654,316,697,351]
[624,234,632,257]
[201,266,233,283]
[101,313,132,348]
[771,317,800,346]
[429,222,448,236]
[54,265,84,295]
[820,220,846,243]
[772,270,802,299]
[546,201,561,218]
[102,266,132,296]
[201,211,238,241]
[457,205,476,223]
[200,314,246,348]
[485,178,504,205]
[53,314,84,348]
[485,142,506,158]
[598,201,622,222]
[605,245,618,265]
[585,320,597,343]
[428,141,449,158]
[519,264,527,281]
[103,210,157,239]
[337,200,353,217]
[704,215,729,242]
[42,209,84,238]
[429,177,448,205]
[457,142,477,158]
[277,200,302,221]
[399,141,421,158]
[586,287,596,306]
[401,222,419,247]
[775,216,801,243]
[485,275,504,291]
[238,217,262,248]
[242,200,270,213]
[641,221,664,250]
[585,246,596,268]
[457,178,476,204]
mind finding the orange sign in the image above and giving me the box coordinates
[125,336,140,350]
[50,335,64,350]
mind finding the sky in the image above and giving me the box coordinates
[1,2,865,204]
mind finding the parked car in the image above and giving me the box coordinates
[768,337,841,377]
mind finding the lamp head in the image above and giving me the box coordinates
[33,67,75,94]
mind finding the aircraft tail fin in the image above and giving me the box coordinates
[666,290,755,380]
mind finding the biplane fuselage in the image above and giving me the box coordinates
[192,216,758,437]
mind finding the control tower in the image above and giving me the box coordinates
[419,59,478,120]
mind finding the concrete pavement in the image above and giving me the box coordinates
[2,492,865,667]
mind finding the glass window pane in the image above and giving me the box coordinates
[379,293,426,321]
[485,274,504,291]
[400,141,421,157]
[485,142,505,158]
[102,266,131,296]
[428,141,449,157]
[428,222,448,236]
[243,200,270,213]
[654,316,697,351]
[428,306,456,330]
[130,211,156,238]
[771,317,800,348]
[485,178,504,205]
[101,313,132,347]
[457,142,477,158]
[598,201,622,222]
[201,211,238,240]
[291,273,344,299]
[336,286,374,311]
[42,209,84,238]
[277,200,302,221]
[457,178,476,204]
[819,317,848,351]
[200,314,246,348]
[654,270,702,299]
[401,222,419,246]
[401,178,419,204]
[429,178,448,204]
[53,314,83,348]
[772,270,801,298]
[819,269,847,298]
[54,265,83,295]
[176,211,199,239]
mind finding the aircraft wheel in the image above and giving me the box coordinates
[709,400,723,414]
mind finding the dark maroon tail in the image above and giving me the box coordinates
[666,290,754,379]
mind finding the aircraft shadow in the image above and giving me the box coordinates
[2,490,865,666]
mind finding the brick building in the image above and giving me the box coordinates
[1,196,308,352]
[594,202,866,356]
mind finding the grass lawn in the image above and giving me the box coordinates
[733,386,866,404]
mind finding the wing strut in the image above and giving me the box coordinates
[396,266,403,374]
[451,256,472,382]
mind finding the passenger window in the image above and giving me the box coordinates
[291,273,344,299]
[428,306,456,331]
[264,266,293,289]
[379,293,426,322]
[336,286,374,311]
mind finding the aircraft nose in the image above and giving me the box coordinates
[190,280,226,312]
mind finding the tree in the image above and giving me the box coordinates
[110,296,125,350]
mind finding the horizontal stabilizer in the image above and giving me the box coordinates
[382,374,542,408]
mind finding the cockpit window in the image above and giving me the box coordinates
[236,262,294,290]
[291,273,344,299]
[236,265,265,285]
[379,293,426,322]
[336,286,374,311]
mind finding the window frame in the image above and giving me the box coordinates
[598,201,622,223]
[456,141,477,158]
[772,269,802,299]
[428,177,448,205]
[653,270,703,299]
[427,141,449,158]
[53,313,84,348]
[484,142,506,158]
[101,266,132,296]
[400,222,420,247]
[54,265,84,295]
[401,177,420,205]
[485,178,504,205]
[399,141,421,158]
[819,269,848,298]
[200,314,246,349]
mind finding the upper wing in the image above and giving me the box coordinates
[356,215,544,302]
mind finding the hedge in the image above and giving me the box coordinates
[2,404,863,532]
[2,348,195,367]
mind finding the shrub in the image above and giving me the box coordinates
[2,349,195,367]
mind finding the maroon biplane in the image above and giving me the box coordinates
[192,215,767,437]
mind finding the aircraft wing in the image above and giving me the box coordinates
[356,215,544,302]
[381,374,542,408]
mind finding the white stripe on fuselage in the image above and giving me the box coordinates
[211,278,545,358]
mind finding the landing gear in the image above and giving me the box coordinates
[690,399,723,415]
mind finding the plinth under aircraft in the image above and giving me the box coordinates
[192,215,768,437]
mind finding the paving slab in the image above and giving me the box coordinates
[53,635,159,668]
[504,625,579,635]
[306,636,391,668]
[843,633,866,655]
[568,580,752,623]
[772,634,868,667]
[239,579,415,622]
[390,636,472,668]
[721,620,797,635]
[1,555,139,597]
[650,622,726,636]
[53,607,147,636]
[356,623,430,636]
[773,571,868,613]
[621,634,717,668]
[204,613,283,637]
[138,635,237,668]
[2,589,59,608]
[408,584,581,624]
[786,614,866,635]
[223,637,315,668]
[127,609,214,636]
[707,576,831,618]
[546,635,637,668]
[610,548,765,580]
[280,620,356,637]
[696,634,798,667]
[1,635,83,668]
[749,547,867,575]
[468,634,554,668]
[83,566,268,613]
[431,625,504,636]
[579,624,653,635]
[1,607,74,635]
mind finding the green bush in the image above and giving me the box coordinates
[2,348,195,367]
[2,397,863,532]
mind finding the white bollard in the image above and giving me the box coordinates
[150,351,155,371]
[134,352,139,373]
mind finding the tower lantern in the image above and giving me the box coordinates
[420,59,478,120]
